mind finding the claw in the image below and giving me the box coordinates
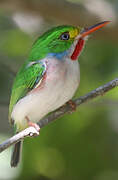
[25,116,40,137]
[67,100,77,112]
[28,121,40,132]
[28,127,40,137]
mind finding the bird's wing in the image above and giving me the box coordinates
[9,60,46,124]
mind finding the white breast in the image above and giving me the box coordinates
[11,57,80,130]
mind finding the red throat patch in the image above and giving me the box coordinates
[71,38,85,61]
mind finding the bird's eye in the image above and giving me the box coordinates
[60,32,70,40]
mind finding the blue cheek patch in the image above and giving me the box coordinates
[47,51,68,60]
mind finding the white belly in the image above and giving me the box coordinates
[11,57,80,130]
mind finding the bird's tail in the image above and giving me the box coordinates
[11,140,23,167]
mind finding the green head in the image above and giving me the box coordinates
[29,21,110,61]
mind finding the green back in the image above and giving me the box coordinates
[9,61,46,123]
[9,25,81,123]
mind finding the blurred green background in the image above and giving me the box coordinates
[0,0,118,179]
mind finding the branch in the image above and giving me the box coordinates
[0,78,118,153]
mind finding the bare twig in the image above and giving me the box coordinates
[0,78,118,153]
[0,127,39,153]
[38,78,118,128]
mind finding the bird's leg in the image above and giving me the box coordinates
[67,100,77,112]
[25,116,40,137]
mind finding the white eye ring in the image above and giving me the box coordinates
[60,32,70,40]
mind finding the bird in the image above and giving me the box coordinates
[9,21,110,167]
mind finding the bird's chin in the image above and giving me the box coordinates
[70,37,86,61]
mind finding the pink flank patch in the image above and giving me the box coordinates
[71,38,85,61]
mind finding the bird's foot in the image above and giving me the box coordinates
[27,121,40,132]
[67,100,77,112]
[25,116,40,137]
